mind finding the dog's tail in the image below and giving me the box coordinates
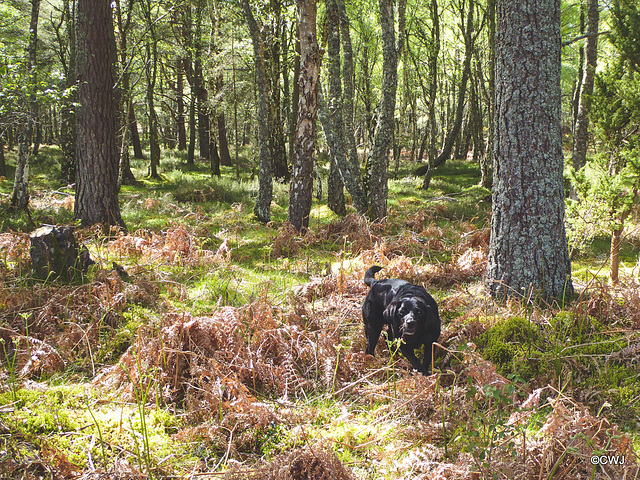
[364,265,383,287]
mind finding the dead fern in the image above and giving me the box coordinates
[223,444,355,480]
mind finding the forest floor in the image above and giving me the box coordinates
[0,147,640,479]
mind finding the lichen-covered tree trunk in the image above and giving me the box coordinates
[571,0,599,171]
[241,0,273,223]
[337,0,368,215]
[74,0,125,229]
[319,0,360,216]
[319,82,346,216]
[486,0,573,301]
[288,0,319,232]
[320,0,345,215]
[365,0,405,220]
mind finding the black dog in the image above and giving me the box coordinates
[362,266,440,375]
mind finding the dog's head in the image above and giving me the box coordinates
[383,297,430,339]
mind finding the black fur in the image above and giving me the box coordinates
[362,265,441,375]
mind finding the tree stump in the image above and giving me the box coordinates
[29,225,93,280]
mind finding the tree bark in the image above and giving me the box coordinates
[74,0,125,229]
[242,0,273,223]
[486,0,572,301]
[319,0,367,216]
[337,0,368,214]
[269,0,288,181]
[288,0,320,232]
[571,0,599,171]
[288,34,300,174]
[365,0,405,220]
[177,59,188,151]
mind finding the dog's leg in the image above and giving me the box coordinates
[363,296,386,356]
[421,342,435,375]
[364,321,384,355]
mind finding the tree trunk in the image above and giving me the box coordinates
[610,226,623,285]
[288,0,320,232]
[140,0,161,178]
[194,0,209,163]
[114,0,136,186]
[129,107,144,160]
[0,141,5,177]
[177,59,187,151]
[571,0,599,171]
[60,0,76,185]
[269,0,288,181]
[335,0,368,214]
[187,88,197,165]
[571,8,585,131]
[486,0,572,301]
[423,0,473,189]
[11,0,40,209]
[145,37,161,178]
[74,0,125,229]
[118,101,137,186]
[242,0,273,223]
[209,111,221,177]
[365,0,405,220]
[480,0,495,189]
[215,75,232,166]
[318,0,366,216]
[469,73,484,166]
[288,35,300,172]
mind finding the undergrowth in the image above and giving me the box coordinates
[0,149,639,479]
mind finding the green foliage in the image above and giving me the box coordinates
[610,0,640,70]
[567,149,640,248]
[590,66,640,153]
[567,45,640,257]
[460,381,521,477]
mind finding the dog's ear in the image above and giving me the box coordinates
[383,301,399,323]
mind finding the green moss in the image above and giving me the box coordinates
[477,316,542,380]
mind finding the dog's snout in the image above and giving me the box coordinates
[403,314,417,335]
